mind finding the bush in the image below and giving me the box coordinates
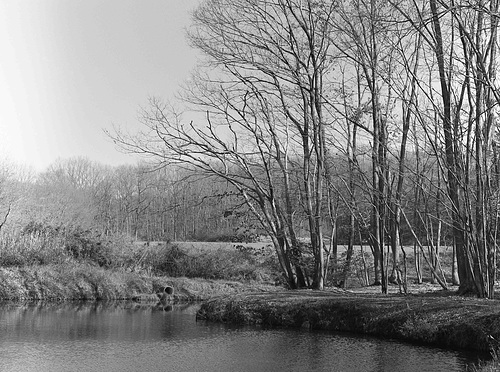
[64,229,112,267]
[137,243,278,282]
[193,228,260,243]
[0,224,137,269]
[0,223,279,285]
[0,228,68,267]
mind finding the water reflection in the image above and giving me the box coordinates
[0,301,486,372]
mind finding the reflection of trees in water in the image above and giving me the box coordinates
[0,302,198,342]
[372,336,481,372]
[222,327,476,372]
[0,302,485,371]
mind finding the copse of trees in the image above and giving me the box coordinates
[109,0,500,298]
[0,148,485,293]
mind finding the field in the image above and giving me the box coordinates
[172,240,460,291]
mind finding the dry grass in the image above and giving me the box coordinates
[173,241,462,290]
[197,288,500,352]
[0,263,279,302]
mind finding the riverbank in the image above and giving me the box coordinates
[0,264,277,302]
[196,289,500,352]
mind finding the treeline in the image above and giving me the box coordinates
[0,157,258,242]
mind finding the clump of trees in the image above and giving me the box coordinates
[110,0,500,298]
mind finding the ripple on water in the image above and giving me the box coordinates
[0,302,485,372]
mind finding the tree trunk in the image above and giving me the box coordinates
[430,0,475,294]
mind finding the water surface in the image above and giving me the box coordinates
[0,302,485,372]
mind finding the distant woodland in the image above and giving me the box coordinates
[0,158,250,242]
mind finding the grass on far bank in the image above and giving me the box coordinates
[0,227,282,283]
[0,263,278,302]
[0,223,493,294]
[0,227,282,301]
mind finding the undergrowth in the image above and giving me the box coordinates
[138,243,279,282]
[0,224,280,284]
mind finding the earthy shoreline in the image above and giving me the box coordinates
[196,289,500,352]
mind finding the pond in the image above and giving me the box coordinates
[0,301,486,372]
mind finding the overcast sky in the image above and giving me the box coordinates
[0,0,201,172]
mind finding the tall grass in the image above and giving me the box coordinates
[0,230,68,266]
[138,243,279,282]
[468,349,500,372]
[0,227,282,301]
[0,228,280,284]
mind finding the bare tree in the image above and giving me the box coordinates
[391,0,500,297]
[111,0,344,289]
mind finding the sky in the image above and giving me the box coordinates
[0,0,201,172]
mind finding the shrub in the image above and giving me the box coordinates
[64,229,112,267]
[0,228,68,267]
[0,223,279,285]
[137,243,278,282]
[0,224,135,269]
[193,228,260,243]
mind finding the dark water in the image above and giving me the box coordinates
[0,301,486,372]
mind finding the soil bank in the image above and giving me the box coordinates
[196,289,500,352]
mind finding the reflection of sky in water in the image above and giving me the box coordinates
[0,302,483,372]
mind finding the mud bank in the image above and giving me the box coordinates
[196,289,500,351]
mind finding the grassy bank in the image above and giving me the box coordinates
[4,227,500,359]
[196,290,500,352]
[0,228,281,302]
[0,263,277,302]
